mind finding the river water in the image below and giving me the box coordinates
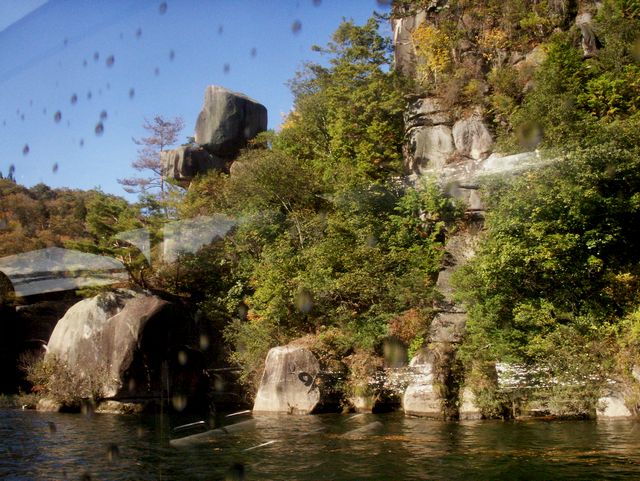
[1,409,640,480]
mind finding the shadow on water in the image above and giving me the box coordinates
[2,409,640,480]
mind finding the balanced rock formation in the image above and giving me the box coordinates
[253,344,320,414]
[162,85,267,184]
[195,85,267,156]
[161,145,227,187]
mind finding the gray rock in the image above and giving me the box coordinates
[452,116,493,160]
[403,349,441,417]
[46,290,206,408]
[407,125,455,173]
[428,312,467,344]
[391,10,427,77]
[194,85,267,157]
[459,387,482,420]
[161,144,226,186]
[405,97,452,130]
[597,392,633,418]
[253,345,320,414]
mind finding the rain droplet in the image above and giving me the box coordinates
[106,55,115,67]
[79,138,85,147]
[52,163,59,173]
[135,27,142,38]
[171,395,187,412]
[106,83,111,90]
[376,0,392,7]
[8,164,15,176]
[54,111,62,123]
[250,47,257,58]
[22,144,29,155]
[291,20,302,34]
[119,32,124,40]
[20,114,25,121]
[80,472,92,481]
[66,120,71,127]
[83,59,88,67]
[169,49,175,61]
[128,88,135,99]
[93,52,99,61]
[42,108,47,115]
[218,25,223,34]
[87,91,92,100]
[29,99,33,106]
[63,37,68,46]
[100,110,108,120]
[158,2,168,14]
[178,350,188,366]
[128,378,136,391]
[106,444,120,463]
[223,63,230,73]
[95,122,104,136]
[199,334,210,350]
[295,290,313,314]
[154,67,160,76]
[70,94,78,105]
[313,0,321,5]
[47,421,56,433]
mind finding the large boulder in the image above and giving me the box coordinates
[161,145,227,186]
[253,345,320,414]
[402,348,442,417]
[452,116,493,160]
[45,290,206,407]
[407,125,455,174]
[194,86,267,157]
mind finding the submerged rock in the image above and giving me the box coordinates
[253,345,320,414]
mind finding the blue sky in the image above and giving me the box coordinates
[0,0,391,198]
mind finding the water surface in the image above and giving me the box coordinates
[1,409,640,480]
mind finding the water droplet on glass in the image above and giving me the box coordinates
[66,120,71,127]
[199,334,210,350]
[63,37,68,46]
[106,444,120,463]
[250,47,257,58]
[158,2,168,14]
[52,163,59,173]
[178,350,188,366]
[100,110,108,120]
[29,99,33,106]
[8,165,15,176]
[20,114,25,121]
[80,472,92,481]
[218,25,223,34]
[313,0,322,5]
[79,138,85,147]
[154,67,160,76]
[129,88,135,99]
[54,111,62,123]
[42,108,47,114]
[136,426,145,438]
[119,32,124,40]
[70,94,78,105]
[83,59,87,67]
[237,303,248,320]
[376,0,392,7]
[128,378,136,391]
[291,20,302,34]
[47,421,56,433]
[169,50,175,61]
[135,27,142,38]
[95,122,104,136]
[295,290,313,314]
[106,55,115,67]
[223,63,230,74]
[106,83,111,90]
[93,52,99,61]
[22,145,29,155]
[87,91,92,100]
[172,394,187,412]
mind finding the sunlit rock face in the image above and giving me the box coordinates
[46,290,207,407]
[161,145,227,187]
[253,345,321,414]
[195,85,267,157]
[163,85,267,185]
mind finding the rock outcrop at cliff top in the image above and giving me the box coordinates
[253,344,320,414]
[162,85,267,185]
